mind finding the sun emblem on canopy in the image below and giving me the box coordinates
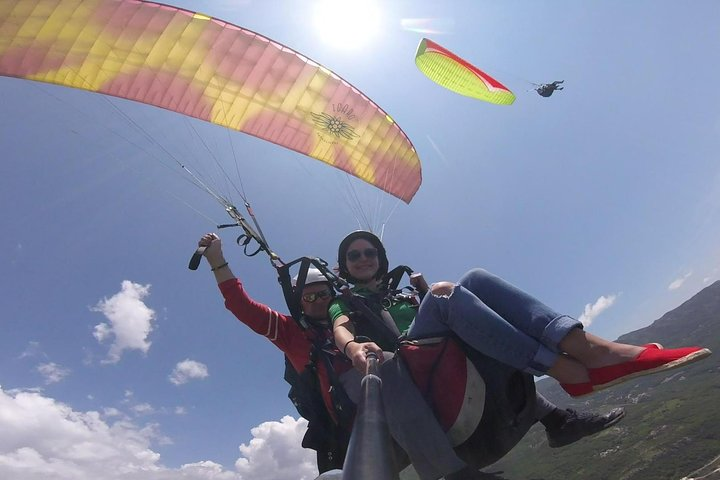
[311,112,359,140]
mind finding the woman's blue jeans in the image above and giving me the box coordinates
[405,268,582,376]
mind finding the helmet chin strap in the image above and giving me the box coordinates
[302,315,331,328]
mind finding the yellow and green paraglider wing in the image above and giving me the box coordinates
[415,38,515,106]
[0,0,421,203]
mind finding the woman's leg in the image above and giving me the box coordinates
[457,268,580,348]
[406,268,711,393]
[456,270,703,370]
[559,329,642,368]
[406,279,581,378]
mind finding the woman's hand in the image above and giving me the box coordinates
[345,340,384,373]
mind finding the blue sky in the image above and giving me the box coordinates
[2,1,720,479]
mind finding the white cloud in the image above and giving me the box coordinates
[36,363,70,385]
[103,408,122,418]
[0,386,162,480]
[668,271,693,290]
[18,341,43,360]
[132,403,155,416]
[0,387,317,480]
[91,281,156,364]
[235,416,318,480]
[169,360,209,386]
[578,294,617,327]
[178,461,240,479]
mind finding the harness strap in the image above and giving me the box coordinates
[342,290,401,350]
[276,262,303,324]
[379,310,402,337]
[381,265,414,292]
[276,256,345,330]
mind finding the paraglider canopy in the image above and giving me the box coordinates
[414,38,515,105]
[0,0,421,203]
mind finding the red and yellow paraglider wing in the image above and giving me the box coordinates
[415,38,515,106]
[0,0,421,202]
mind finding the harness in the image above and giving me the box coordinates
[273,260,422,459]
[283,330,353,472]
[339,265,422,351]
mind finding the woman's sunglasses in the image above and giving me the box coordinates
[346,247,378,262]
[301,289,334,303]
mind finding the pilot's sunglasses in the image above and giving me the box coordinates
[301,289,333,303]
[346,247,378,262]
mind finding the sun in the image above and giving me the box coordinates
[312,0,383,50]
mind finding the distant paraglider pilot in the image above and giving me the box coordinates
[536,80,564,97]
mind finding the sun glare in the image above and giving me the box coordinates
[312,0,382,49]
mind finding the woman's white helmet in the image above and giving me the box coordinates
[292,267,330,288]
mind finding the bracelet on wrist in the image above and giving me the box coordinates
[343,339,357,356]
[211,262,229,272]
